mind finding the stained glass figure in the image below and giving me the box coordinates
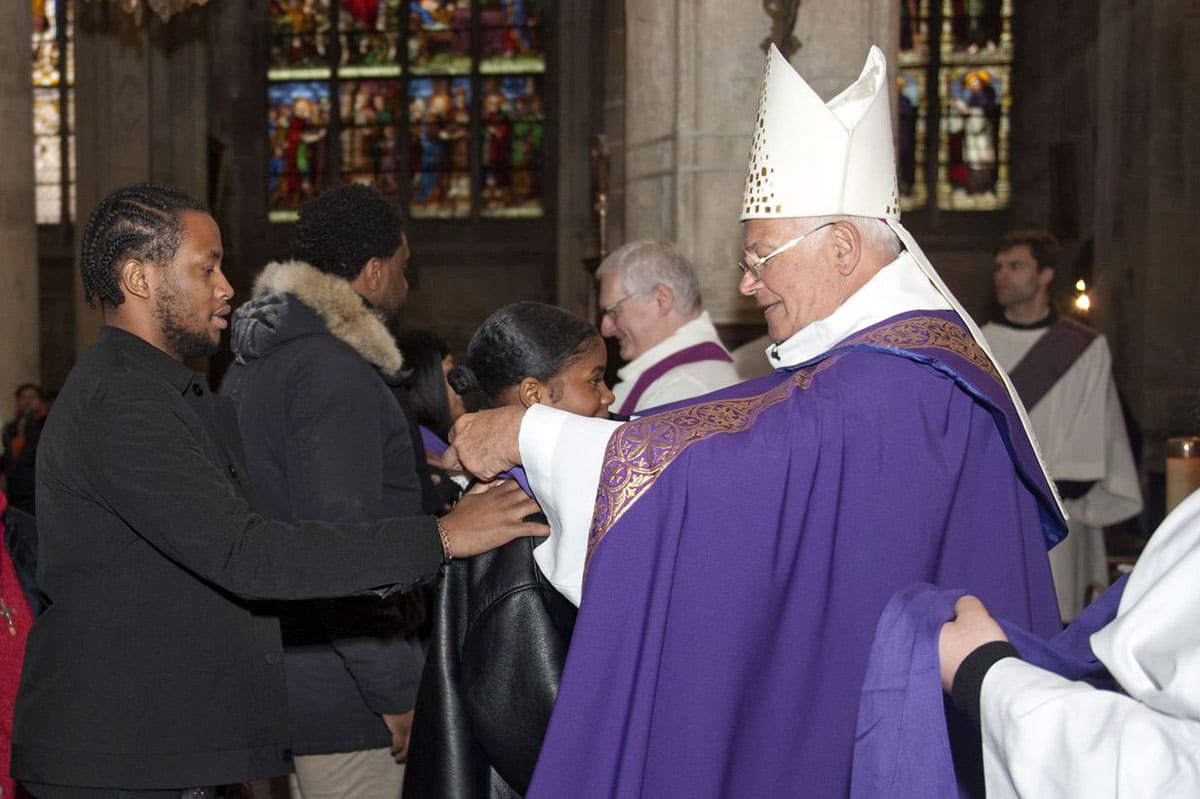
[899,0,930,66]
[480,74,543,217]
[941,0,1011,62]
[938,65,1010,210]
[407,0,470,75]
[339,0,403,76]
[339,80,404,199]
[408,76,471,218]
[897,69,927,211]
[32,0,73,224]
[269,0,332,78]
[479,0,545,74]
[268,81,332,219]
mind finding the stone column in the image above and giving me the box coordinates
[0,8,39,402]
[1095,0,1200,496]
[73,3,209,354]
[620,0,895,326]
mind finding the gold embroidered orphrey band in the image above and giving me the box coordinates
[584,314,1001,567]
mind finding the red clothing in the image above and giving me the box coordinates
[1,492,33,799]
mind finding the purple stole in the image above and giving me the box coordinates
[1007,317,1098,412]
[528,310,1063,799]
[615,341,733,415]
[851,579,1124,797]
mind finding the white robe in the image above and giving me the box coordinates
[981,322,1142,620]
[609,312,739,413]
[979,488,1200,798]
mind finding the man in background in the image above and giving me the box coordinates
[595,240,738,414]
[2,383,48,515]
[222,183,425,798]
[982,229,1141,620]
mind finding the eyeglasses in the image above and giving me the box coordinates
[736,221,836,280]
[601,293,634,319]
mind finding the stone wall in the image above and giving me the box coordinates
[0,7,39,404]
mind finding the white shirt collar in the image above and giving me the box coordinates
[618,311,723,382]
[766,250,952,368]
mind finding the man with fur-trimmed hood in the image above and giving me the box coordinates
[222,183,422,797]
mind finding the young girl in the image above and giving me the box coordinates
[404,302,613,798]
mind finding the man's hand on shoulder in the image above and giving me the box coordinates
[442,406,526,481]
[440,478,547,558]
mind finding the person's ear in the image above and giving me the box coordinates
[362,257,385,292]
[517,377,544,408]
[830,222,861,276]
[1039,266,1055,289]
[653,283,674,316]
[118,258,153,301]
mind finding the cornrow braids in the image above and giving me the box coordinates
[80,183,208,308]
[293,183,404,279]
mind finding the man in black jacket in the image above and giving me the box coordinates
[11,184,544,798]
[221,184,428,797]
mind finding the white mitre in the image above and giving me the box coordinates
[741,44,899,220]
[741,44,1065,522]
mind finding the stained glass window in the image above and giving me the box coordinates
[268,0,547,221]
[897,0,1012,212]
[32,0,75,225]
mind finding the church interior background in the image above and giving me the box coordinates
[2,0,1198,535]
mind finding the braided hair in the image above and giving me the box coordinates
[448,302,598,409]
[80,183,208,308]
[293,183,404,279]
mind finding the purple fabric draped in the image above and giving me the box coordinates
[850,579,1125,797]
[420,425,448,458]
[527,311,1063,798]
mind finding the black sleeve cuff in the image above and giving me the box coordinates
[1054,479,1098,500]
[951,640,1021,729]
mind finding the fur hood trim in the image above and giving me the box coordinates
[253,260,403,376]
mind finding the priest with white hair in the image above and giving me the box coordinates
[445,44,1064,797]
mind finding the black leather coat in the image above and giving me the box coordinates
[404,536,576,798]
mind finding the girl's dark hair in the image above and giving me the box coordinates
[80,183,208,308]
[395,329,453,439]
[449,302,598,408]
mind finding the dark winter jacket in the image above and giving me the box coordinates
[222,260,428,756]
[12,326,442,789]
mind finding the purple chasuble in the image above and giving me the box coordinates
[528,311,1063,798]
[616,341,734,415]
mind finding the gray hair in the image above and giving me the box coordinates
[596,240,703,316]
[801,215,903,257]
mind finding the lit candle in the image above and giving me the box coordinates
[1166,436,1200,514]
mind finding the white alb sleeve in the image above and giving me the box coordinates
[519,404,621,606]
[979,657,1200,799]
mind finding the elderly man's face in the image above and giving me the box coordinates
[598,268,658,361]
[740,218,840,343]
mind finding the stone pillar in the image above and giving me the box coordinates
[1095,0,1200,504]
[555,1,609,316]
[73,4,209,354]
[620,0,895,326]
[0,8,39,402]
